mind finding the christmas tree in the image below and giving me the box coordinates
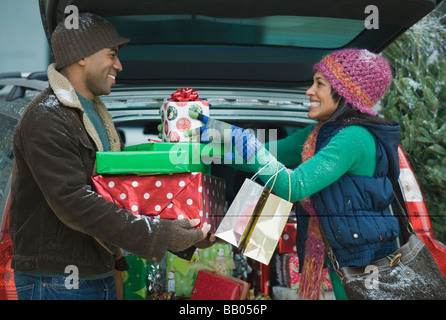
[380,10,446,243]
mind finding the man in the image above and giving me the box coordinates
[9,12,211,300]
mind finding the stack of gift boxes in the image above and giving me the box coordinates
[93,88,333,300]
[93,88,253,300]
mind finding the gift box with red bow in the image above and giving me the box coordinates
[190,270,250,300]
[91,172,226,231]
[161,88,210,142]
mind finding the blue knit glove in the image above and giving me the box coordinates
[185,111,263,162]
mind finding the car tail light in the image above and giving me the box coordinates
[398,146,446,277]
[0,233,16,300]
[0,196,17,300]
[398,167,432,233]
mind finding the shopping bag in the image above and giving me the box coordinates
[216,164,293,265]
[214,178,265,247]
[242,189,293,265]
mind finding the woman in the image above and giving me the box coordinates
[187,48,401,299]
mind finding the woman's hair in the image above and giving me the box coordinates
[328,89,394,126]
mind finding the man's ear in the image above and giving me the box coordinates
[78,58,87,66]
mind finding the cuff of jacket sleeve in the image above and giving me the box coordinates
[114,256,130,271]
[143,218,172,262]
[169,246,197,261]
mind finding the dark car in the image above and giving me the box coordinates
[1,0,445,299]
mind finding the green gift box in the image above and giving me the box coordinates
[96,142,223,175]
[123,255,150,300]
[166,243,235,298]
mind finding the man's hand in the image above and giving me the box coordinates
[157,123,163,140]
[167,219,211,252]
[189,218,211,237]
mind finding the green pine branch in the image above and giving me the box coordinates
[380,10,446,243]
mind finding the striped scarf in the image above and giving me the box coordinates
[298,122,326,300]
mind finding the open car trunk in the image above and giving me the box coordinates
[39,0,440,87]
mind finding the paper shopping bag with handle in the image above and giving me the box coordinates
[216,164,293,265]
[242,187,293,265]
[214,178,266,247]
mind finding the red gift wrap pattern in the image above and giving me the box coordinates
[287,254,301,290]
[279,222,298,253]
[190,270,250,300]
[242,253,270,296]
[92,172,226,231]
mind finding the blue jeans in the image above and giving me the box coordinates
[14,271,117,300]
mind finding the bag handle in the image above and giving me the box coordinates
[251,161,292,202]
[264,165,284,189]
[392,191,414,234]
[250,160,274,181]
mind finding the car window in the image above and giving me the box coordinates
[108,15,364,48]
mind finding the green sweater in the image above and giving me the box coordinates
[232,124,377,202]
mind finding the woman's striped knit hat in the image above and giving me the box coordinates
[313,49,392,115]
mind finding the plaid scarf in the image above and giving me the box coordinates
[298,122,326,300]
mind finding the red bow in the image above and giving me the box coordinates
[168,88,200,102]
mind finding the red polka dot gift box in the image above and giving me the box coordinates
[279,222,298,254]
[92,172,226,231]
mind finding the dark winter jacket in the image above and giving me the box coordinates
[9,64,172,276]
[297,120,401,268]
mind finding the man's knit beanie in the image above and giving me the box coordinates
[51,12,129,70]
[313,49,392,115]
